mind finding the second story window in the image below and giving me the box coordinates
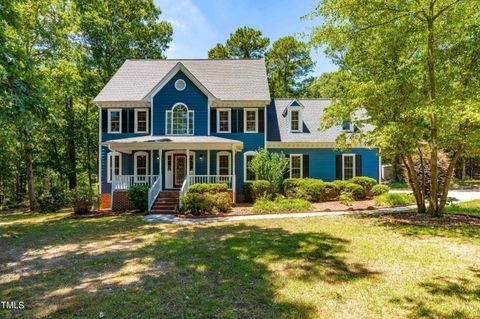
[290,110,300,132]
[135,109,149,133]
[244,109,258,133]
[166,103,194,135]
[217,109,231,133]
[108,109,121,133]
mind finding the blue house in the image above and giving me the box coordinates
[94,59,380,211]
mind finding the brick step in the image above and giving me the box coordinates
[154,199,178,204]
[150,210,177,214]
[153,205,177,210]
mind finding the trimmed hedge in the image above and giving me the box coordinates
[283,178,326,202]
[251,180,275,201]
[253,196,313,213]
[70,186,97,214]
[371,184,390,196]
[181,183,232,216]
[188,183,228,194]
[349,176,377,193]
[127,184,149,212]
[344,183,366,200]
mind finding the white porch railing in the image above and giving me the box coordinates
[114,175,158,190]
[148,176,162,212]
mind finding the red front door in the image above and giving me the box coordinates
[173,154,187,188]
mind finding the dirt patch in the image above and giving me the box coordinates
[67,210,144,219]
[377,212,480,226]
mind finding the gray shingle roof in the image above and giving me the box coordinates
[94,59,270,103]
[267,99,344,143]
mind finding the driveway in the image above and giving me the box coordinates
[390,189,480,203]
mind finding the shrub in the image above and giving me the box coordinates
[253,196,313,213]
[344,183,366,200]
[331,180,349,192]
[127,184,149,212]
[242,183,253,203]
[339,192,354,205]
[371,184,390,196]
[251,180,275,201]
[181,193,214,216]
[37,172,68,212]
[248,149,289,191]
[324,182,340,200]
[349,176,377,193]
[189,183,228,194]
[283,178,326,202]
[373,193,415,207]
[69,186,96,214]
[208,192,232,213]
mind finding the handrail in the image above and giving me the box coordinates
[178,175,190,208]
[113,175,157,190]
[187,175,233,190]
[148,175,162,212]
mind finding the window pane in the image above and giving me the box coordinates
[246,110,256,132]
[110,111,120,132]
[219,155,230,175]
[344,156,354,180]
[291,155,301,178]
[136,155,147,175]
[137,111,147,132]
[219,111,230,132]
[291,111,299,131]
[166,112,172,134]
[246,155,255,181]
[168,104,192,135]
[114,155,120,176]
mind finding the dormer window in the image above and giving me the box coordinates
[285,99,304,133]
[291,110,300,132]
[342,119,357,132]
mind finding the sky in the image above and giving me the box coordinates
[154,0,338,77]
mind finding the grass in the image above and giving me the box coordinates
[446,199,480,217]
[0,210,479,318]
[252,196,313,213]
[388,181,409,189]
[373,192,416,207]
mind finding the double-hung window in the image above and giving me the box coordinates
[166,104,194,135]
[244,109,258,133]
[217,152,231,175]
[217,109,231,133]
[108,109,121,133]
[135,109,149,133]
[244,151,256,182]
[342,154,355,180]
[107,152,121,182]
[290,110,300,132]
[290,155,303,178]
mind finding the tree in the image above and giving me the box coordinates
[308,0,480,216]
[207,27,270,59]
[208,43,231,59]
[300,71,350,98]
[266,36,315,98]
[248,149,289,191]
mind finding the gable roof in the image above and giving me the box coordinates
[93,59,270,103]
[267,99,345,143]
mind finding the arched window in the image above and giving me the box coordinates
[166,103,194,135]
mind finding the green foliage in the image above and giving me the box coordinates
[248,149,289,191]
[127,185,149,212]
[371,185,390,197]
[331,180,349,191]
[252,196,313,213]
[349,176,377,193]
[344,183,365,200]
[208,26,270,59]
[266,36,315,98]
[324,182,339,200]
[181,193,213,216]
[68,186,96,214]
[373,193,415,207]
[339,192,354,205]
[242,183,254,203]
[208,193,232,213]
[299,71,351,98]
[283,178,326,202]
[251,180,275,201]
[188,183,228,194]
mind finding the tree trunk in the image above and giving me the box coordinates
[461,158,466,180]
[85,98,93,188]
[66,96,77,189]
[438,146,463,213]
[402,156,426,214]
[23,129,38,211]
[391,155,399,182]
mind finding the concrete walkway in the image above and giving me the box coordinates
[390,189,480,202]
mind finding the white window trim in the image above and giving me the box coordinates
[108,109,122,134]
[165,103,194,135]
[289,154,303,178]
[134,151,149,176]
[244,108,258,133]
[244,151,257,182]
[216,151,231,175]
[134,108,149,133]
[217,108,231,133]
[107,152,122,183]
[342,153,356,180]
[289,109,302,133]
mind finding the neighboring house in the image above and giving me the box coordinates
[94,59,380,211]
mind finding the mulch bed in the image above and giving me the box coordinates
[377,212,480,226]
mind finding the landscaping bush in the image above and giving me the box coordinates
[242,183,253,203]
[188,183,228,194]
[253,196,313,213]
[331,180,349,192]
[69,186,96,214]
[248,149,289,191]
[208,192,232,213]
[283,178,326,202]
[37,172,68,212]
[251,180,275,201]
[371,184,390,196]
[373,193,415,207]
[181,193,213,216]
[349,176,377,193]
[324,182,341,200]
[339,192,354,205]
[127,184,149,212]
[344,182,366,200]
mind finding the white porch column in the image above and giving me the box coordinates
[231,145,236,204]
[159,149,163,191]
[110,152,115,210]
[207,150,211,176]
[186,149,190,183]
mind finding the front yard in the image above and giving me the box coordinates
[1,210,479,318]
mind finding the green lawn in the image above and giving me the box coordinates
[446,199,480,217]
[0,211,479,319]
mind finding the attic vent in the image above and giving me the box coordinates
[175,79,186,91]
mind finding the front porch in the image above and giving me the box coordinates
[102,136,243,211]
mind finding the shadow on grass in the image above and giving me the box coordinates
[0,215,379,318]
[391,269,480,319]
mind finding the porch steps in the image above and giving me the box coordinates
[151,191,179,214]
